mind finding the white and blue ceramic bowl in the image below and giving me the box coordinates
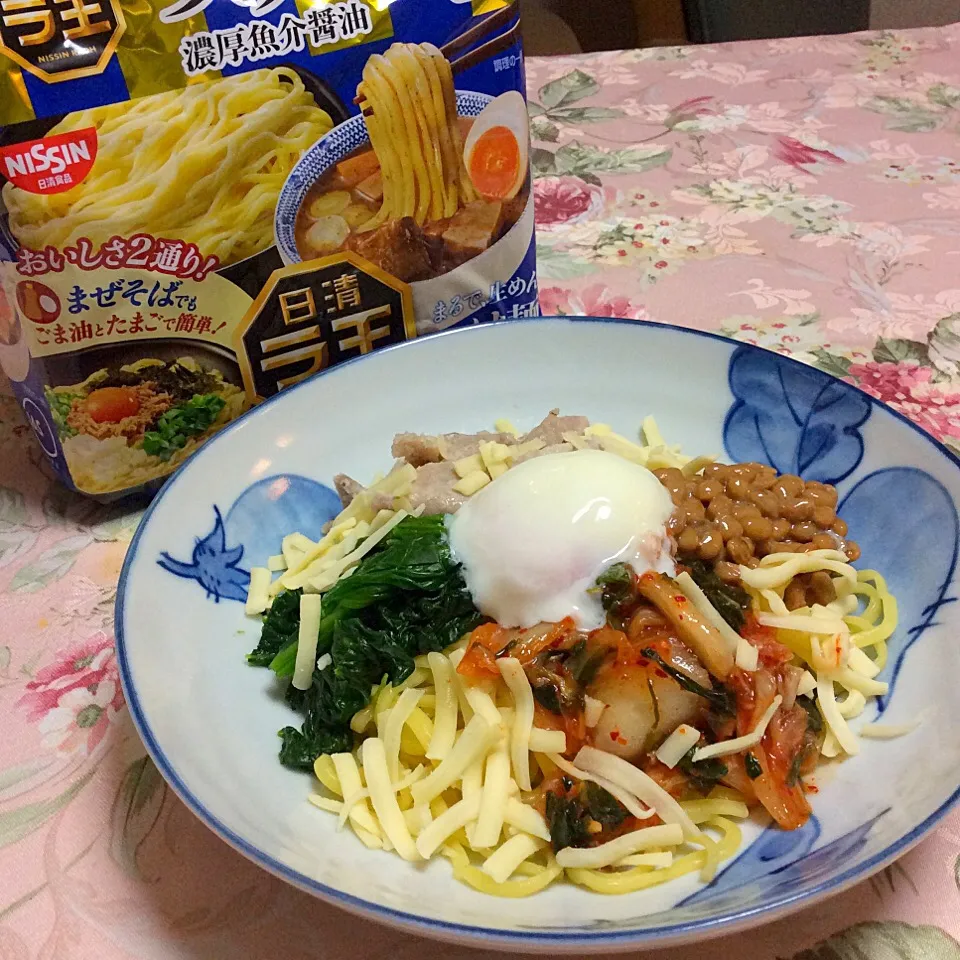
[274,91,536,334]
[116,318,960,953]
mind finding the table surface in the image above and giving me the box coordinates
[2,22,960,960]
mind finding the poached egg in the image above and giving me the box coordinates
[447,449,674,630]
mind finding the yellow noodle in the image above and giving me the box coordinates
[567,817,741,895]
[3,68,332,265]
[355,42,475,230]
[444,841,564,896]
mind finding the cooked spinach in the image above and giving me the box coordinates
[640,647,734,717]
[680,558,750,632]
[545,782,628,852]
[678,746,728,792]
[583,781,629,829]
[545,791,590,851]
[248,514,484,770]
[594,562,636,613]
[142,393,226,460]
[744,751,762,779]
[246,588,302,666]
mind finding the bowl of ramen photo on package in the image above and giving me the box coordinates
[275,81,535,334]
[0,0,535,499]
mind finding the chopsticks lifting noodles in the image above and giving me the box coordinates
[356,1,521,117]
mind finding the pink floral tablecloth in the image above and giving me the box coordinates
[2,22,960,960]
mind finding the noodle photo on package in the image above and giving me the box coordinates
[3,68,334,267]
[292,42,531,283]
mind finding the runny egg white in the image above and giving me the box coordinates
[446,449,674,630]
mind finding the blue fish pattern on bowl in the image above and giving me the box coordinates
[157,474,341,602]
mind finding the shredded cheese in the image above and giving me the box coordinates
[655,724,701,769]
[382,688,424,781]
[562,430,589,450]
[796,670,817,697]
[760,614,848,635]
[555,824,684,869]
[504,797,551,841]
[453,471,491,496]
[410,715,497,806]
[817,675,859,755]
[447,648,476,723]
[360,738,420,861]
[641,415,666,447]
[454,454,484,479]
[574,746,700,839]
[266,554,287,572]
[528,728,566,753]
[245,567,271,615]
[504,438,545,462]
[735,636,759,672]
[547,753,654,822]
[281,532,314,570]
[308,510,411,591]
[482,834,545,883]
[761,588,790,617]
[860,719,921,739]
[416,794,482,859]
[308,794,342,814]
[292,595,323,690]
[498,657,535,791]
[834,667,888,697]
[473,743,511,848]
[821,729,842,758]
[479,441,511,472]
[596,431,648,465]
[847,646,881,679]
[494,418,520,436]
[693,695,783,762]
[425,652,458,760]
[583,695,607,729]
[464,684,502,727]
[337,764,425,830]
[675,572,740,654]
[330,752,380,839]
[617,851,674,869]
[809,630,851,672]
[461,756,484,803]
[286,524,369,590]
[680,455,717,477]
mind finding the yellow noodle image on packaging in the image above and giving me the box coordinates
[45,357,248,494]
[2,68,333,267]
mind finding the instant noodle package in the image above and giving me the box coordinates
[0,0,536,497]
